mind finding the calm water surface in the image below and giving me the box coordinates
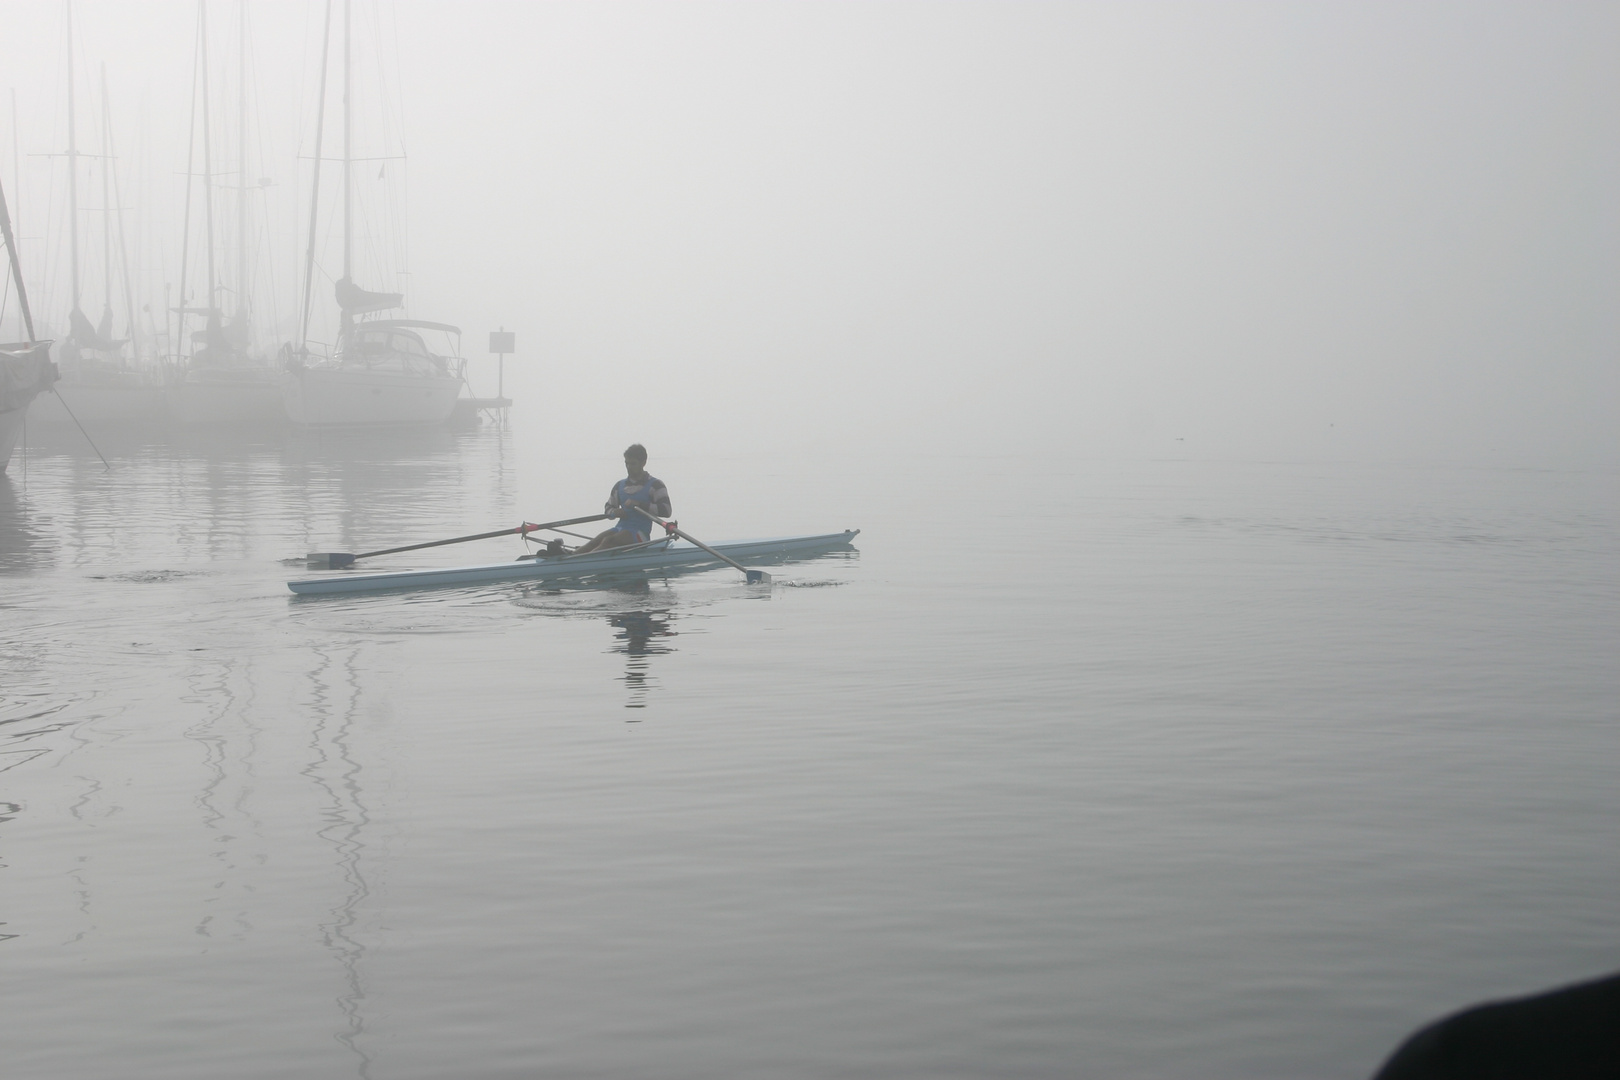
[3,426,1617,1078]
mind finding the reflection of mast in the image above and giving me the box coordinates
[166,647,272,963]
[303,643,375,1078]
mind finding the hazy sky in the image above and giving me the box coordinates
[3,1,1616,465]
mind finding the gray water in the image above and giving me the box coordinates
[3,427,1617,1079]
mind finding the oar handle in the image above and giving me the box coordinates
[354,525,526,560]
[353,514,608,560]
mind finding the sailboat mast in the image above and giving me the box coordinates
[1,169,38,343]
[237,0,248,322]
[297,0,332,350]
[176,1,203,362]
[201,0,217,325]
[66,0,81,312]
[99,63,113,327]
[342,0,351,285]
[10,90,19,265]
[103,68,138,354]
[9,87,20,341]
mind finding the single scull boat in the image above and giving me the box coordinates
[287,530,860,596]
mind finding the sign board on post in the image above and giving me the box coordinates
[489,329,515,399]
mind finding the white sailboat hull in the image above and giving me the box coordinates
[0,405,25,471]
[3,340,59,470]
[2,341,57,471]
[282,365,462,426]
[168,370,285,426]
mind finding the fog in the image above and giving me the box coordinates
[4,1,1616,465]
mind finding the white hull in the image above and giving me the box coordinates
[1,341,57,469]
[168,371,285,427]
[282,365,461,426]
[289,530,860,595]
[0,406,24,472]
[28,381,166,426]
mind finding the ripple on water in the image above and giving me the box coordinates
[87,569,209,584]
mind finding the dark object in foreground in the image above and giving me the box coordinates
[1373,970,1620,1080]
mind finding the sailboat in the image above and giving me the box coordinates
[167,0,285,427]
[1,170,58,472]
[30,9,163,428]
[281,0,461,427]
[0,339,56,471]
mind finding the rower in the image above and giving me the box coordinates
[568,444,672,555]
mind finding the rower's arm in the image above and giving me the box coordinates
[651,481,671,518]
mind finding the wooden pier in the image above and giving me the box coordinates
[450,396,512,427]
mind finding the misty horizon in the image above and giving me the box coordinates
[3,0,1616,465]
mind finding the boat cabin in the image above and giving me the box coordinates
[342,326,449,377]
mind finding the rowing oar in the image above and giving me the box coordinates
[630,506,771,584]
[306,514,608,569]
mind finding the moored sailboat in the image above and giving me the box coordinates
[33,15,163,429]
[280,0,462,428]
[283,314,463,426]
[166,1,283,428]
[168,311,284,426]
[0,341,58,471]
[1,168,59,472]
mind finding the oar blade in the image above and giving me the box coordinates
[628,506,773,586]
[306,552,356,569]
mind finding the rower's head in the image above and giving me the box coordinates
[624,443,648,477]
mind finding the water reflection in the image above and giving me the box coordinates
[518,579,682,710]
[0,424,514,572]
[511,548,858,708]
[608,604,678,710]
[302,643,376,1080]
[178,648,267,948]
[0,476,47,572]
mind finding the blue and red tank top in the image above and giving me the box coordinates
[609,475,670,539]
